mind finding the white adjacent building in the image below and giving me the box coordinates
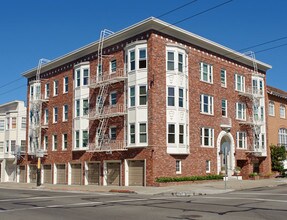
[0,101,26,182]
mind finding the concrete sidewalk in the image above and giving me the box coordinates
[0,178,286,196]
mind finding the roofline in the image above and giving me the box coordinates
[0,100,25,108]
[22,17,272,78]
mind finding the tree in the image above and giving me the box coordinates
[270,145,287,173]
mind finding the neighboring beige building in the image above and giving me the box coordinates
[0,101,26,182]
[267,86,287,169]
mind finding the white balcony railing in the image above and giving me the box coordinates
[89,104,127,120]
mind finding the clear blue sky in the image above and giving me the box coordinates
[1,0,286,105]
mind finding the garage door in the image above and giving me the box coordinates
[43,165,52,184]
[56,164,66,184]
[29,165,37,183]
[107,163,120,186]
[128,160,145,186]
[19,166,26,183]
[71,164,82,185]
[88,163,100,185]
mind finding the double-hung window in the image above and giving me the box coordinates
[167,51,175,71]
[21,117,26,129]
[44,136,48,151]
[200,62,213,83]
[53,107,58,123]
[130,124,135,144]
[179,124,184,144]
[130,50,135,71]
[12,117,16,129]
[75,100,80,117]
[168,87,175,107]
[139,48,147,69]
[179,88,184,107]
[139,86,147,105]
[76,70,81,87]
[110,60,117,73]
[110,92,117,106]
[83,69,89,86]
[130,86,135,107]
[279,128,287,148]
[280,105,286,118]
[54,80,58,96]
[269,101,275,116]
[236,103,246,120]
[176,160,181,174]
[82,131,88,148]
[201,127,214,147]
[63,76,68,93]
[110,127,117,140]
[221,69,226,87]
[62,134,68,150]
[235,74,245,92]
[63,105,68,121]
[168,124,175,144]
[206,160,211,173]
[237,131,247,149]
[44,109,49,124]
[75,131,80,148]
[53,135,57,150]
[83,99,89,116]
[45,83,50,98]
[200,94,213,115]
[222,99,227,117]
[139,123,147,143]
[178,53,183,73]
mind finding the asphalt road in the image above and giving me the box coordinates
[0,184,286,220]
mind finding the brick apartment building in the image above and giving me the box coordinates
[20,17,271,186]
[0,101,26,182]
[267,86,287,169]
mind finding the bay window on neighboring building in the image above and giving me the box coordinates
[82,130,88,148]
[168,124,175,144]
[75,131,80,148]
[166,49,186,73]
[167,51,175,71]
[139,85,147,105]
[130,124,135,144]
[75,65,90,87]
[139,48,147,69]
[83,99,89,116]
[129,86,135,107]
[179,124,184,144]
[139,123,147,143]
[179,88,184,107]
[168,87,175,107]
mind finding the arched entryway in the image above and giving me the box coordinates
[217,131,235,176]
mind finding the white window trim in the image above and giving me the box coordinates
[201,127,214,148]
[221,69,227,87]
[129,86,136,107]
[44,109,49,125]
[110,59,117,74]
[237,131,247,149]
[74,64,90,88]
[109,126,117,140]
[139,122,147,144]
[110,91,117,106]
[206,160,211,173]
[139,85,147,106]
[45,83,50,99]
[200,94,214,115]
[52,135,57,151]
[200,62,213,84]
[176,160,182,174]
[53,107,58,123]
[62,134,68,150]
[63,105,68,122]
[63,76,68,94]
[280,105,286,119]
[43,136,48,151]
[53,80,58,96]
[222,99,228,117]
[235,74,245,92]
[269,101,275,116]
[236,102,246,121]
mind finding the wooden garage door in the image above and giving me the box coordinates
[29,165,37,183]
[129,160,145,186]
[56,164,66,184]
[43,165,52,184]
[88,163,100,185]
[71,164,82,185]
[107,163,120,186]
[19,166,26,183]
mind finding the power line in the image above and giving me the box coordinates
[0,77,24,89]
[157,0,198,18]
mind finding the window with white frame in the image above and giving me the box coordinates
[44,136,48,151]
[178,53,183,73]
[261,133,265,149]
[139,48,147,69]
[83,69,89,86]
[129,86,135,107]
[0,142,3,153]
[200,94,213,115]
[269,101,275,116]
[201,127,214,147]
[168,87,175,107]
[53,80,58,96]
[83,99,89,116]
[221,69,227,87]
[206,160,211,173]
[179,124,184,144]
[129,50,135,71]
[130,124,135,144]
[168,124,175,144]
[222,99,227,117]
[63,105,68,121]
[44,109,48,125]
[139,123,147,143]
[280,105,286,118]
[63,76,68,93]
[82,130,88,148]
[21,117,26,129]
[279,128,287,147]
[76,69,81,87]
[45,83,50,98]
[139,85,147,105]
[52,135,57,150]
[176,160,181,174]
[235,74,245,92]
[179,88,184,107]
[62,134,68,150]
[167,51,175,71]
[20,140,25,152]
[75,100,80,117]
[0,120,4,131]
[10,140,16,152]
[6,118,9,130]
[200,62,213,83]
[75,131,80,148]
[237,131,247,149]
[110,91,117,106]
[53,107,58,123]
[110,60,117,73]
[110,127,117,140]
[236,102,246,120]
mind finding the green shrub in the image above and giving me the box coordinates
[155,174,223,183]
